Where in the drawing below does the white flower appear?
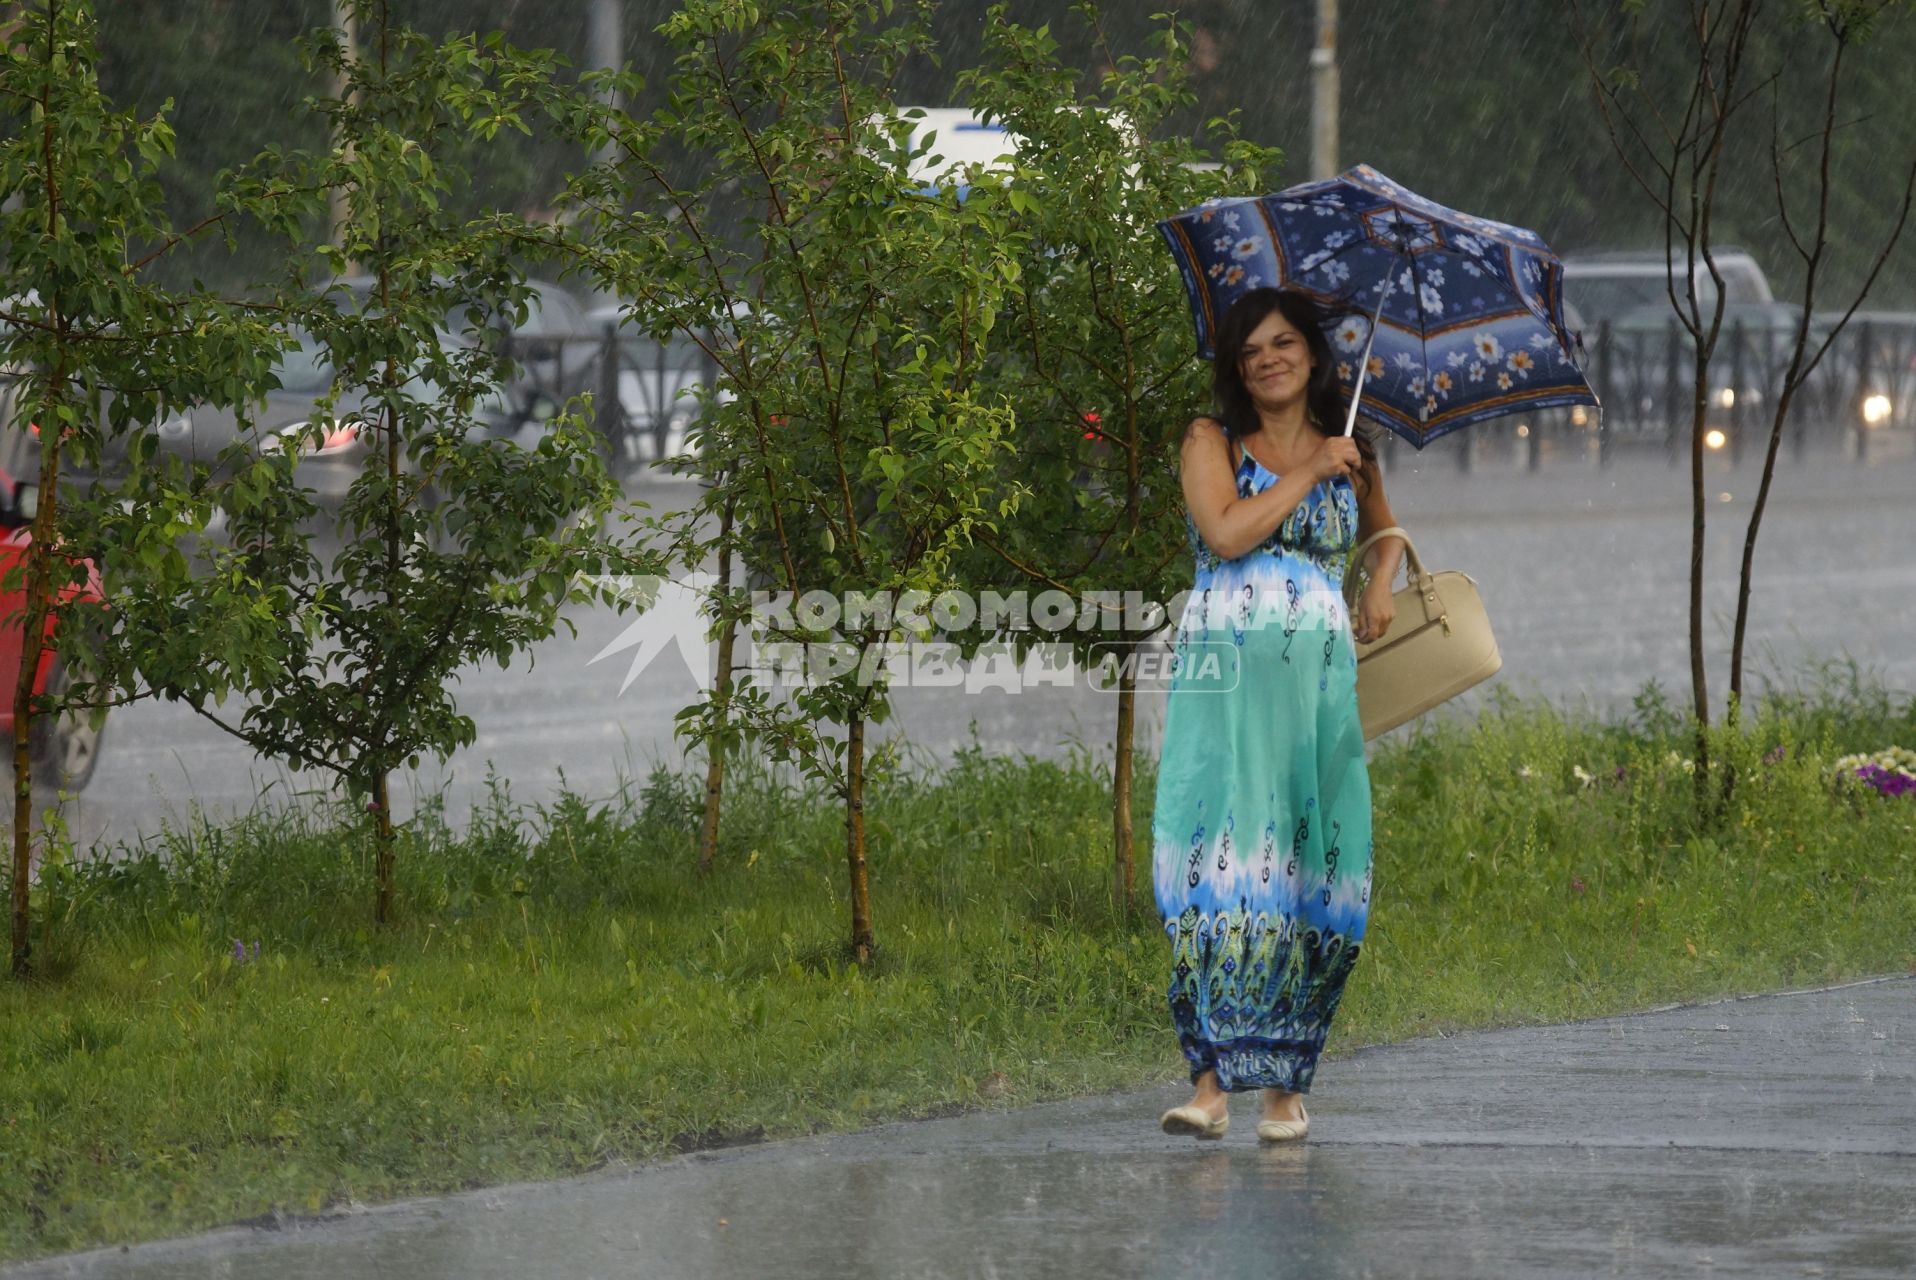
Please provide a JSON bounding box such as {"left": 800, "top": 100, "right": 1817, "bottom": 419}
{"left": 1517, "top": 764, "right": 1537, "bottom": 780}
{"left": 1232, "top": 237, "right": 1262, "bottom": 259}
{"left": 1333, "top": 321, "right": 1366, "bottom": 352}
{"left": 1419, "top": 282, "right": 1444, "bottom": 315}
{"left": 1474, "top": 333, "right": 1502, "bottom": 361}
{"left": 1572, "top": 765, "right": 1595, "bottom": 788}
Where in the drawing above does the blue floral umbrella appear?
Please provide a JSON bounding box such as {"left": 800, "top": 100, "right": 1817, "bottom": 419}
{"left": 1156, "top": 164, "right": 1598, "bottom": 447}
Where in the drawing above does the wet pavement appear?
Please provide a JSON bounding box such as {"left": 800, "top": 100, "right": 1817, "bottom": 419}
{"left": 11, "top": 975, "right": 1912, "bottom": 1279}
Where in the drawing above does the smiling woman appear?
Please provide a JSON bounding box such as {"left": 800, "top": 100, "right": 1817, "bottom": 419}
{"left": 1152, "top": 286, "right": 1404, "bottom": 1146}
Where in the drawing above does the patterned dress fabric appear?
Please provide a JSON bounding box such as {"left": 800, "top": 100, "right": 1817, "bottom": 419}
{"left": 1152, "top": 420, "right": 1373, "bottom": 1093}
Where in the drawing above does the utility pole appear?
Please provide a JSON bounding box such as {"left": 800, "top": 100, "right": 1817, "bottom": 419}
{"left": 329, "top": 0, "right": 358, "bottom": 266}
{"left": 587, "top": 0, "right": 622, "bottom": 169}
{"left": 1310, "top": 0, "right": 1339, "bottom": 180}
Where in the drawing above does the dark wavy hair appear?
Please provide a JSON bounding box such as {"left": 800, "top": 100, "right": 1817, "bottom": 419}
{"left": 1210, "top": 286, "right": 1377, "bottom": 472}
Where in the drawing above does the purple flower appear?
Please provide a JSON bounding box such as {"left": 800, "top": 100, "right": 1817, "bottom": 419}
{"left": 1854, "top": 764, "right": 1916, "bottom": 798}
{"left": 1763, "top": 744, "right": 1786, "bottom": 765}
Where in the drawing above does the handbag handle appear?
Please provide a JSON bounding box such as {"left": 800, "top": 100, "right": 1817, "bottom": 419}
{"left": 1343, "top": 526, "right": 1449, "bottom": 627}
{"left": 1343, "top": 526, "right": 1421, "bottom": 601}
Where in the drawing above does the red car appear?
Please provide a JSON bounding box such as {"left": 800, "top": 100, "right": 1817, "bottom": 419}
{"left": 0, "top": 465, "right": 107, "bottom": 792}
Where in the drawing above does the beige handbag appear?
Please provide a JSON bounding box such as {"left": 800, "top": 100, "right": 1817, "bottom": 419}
{"left": 1341, "top": 525, "right": 1501, "bottom": 741}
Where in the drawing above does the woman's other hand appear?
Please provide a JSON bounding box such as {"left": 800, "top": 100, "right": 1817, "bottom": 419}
{"left": 1306, "top": 434, "right": 1362, "bottom": 484}
{"left": 1352, "top": 580, "right": 1396, "bottom": 645}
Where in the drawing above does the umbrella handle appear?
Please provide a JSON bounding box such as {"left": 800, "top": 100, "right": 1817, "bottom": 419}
{"left": 1342, "top": 279, "right": 1393, "bottom": 439}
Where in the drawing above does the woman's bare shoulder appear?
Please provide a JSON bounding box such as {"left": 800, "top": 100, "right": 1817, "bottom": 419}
{"left": 1181, "top": 414, "right": 1229, "bottom": 448}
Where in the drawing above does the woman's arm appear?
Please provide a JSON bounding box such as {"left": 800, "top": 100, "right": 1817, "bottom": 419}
{"left": 1351, "top": 455, "right": 1405, "bottom": 645}
{"left": 1180, "top": 418, "right": 1357, "bottom": 561}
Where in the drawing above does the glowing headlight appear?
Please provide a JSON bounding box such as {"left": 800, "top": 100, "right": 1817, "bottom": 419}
{"left": 1863, "top": 394, "right": 1893, "bottom": 425}
{"left": 1704, "top": 428, "right": 1727, "bottom": 450}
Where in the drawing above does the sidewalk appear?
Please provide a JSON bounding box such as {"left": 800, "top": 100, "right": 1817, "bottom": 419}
{"left": 11, "top": 976, "right": 1913, "bottom": 1279}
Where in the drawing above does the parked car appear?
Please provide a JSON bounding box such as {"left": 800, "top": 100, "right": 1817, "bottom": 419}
{"left": 1562, "top": 247, "right": 1775, "bottom": 338}
{"left": 1563, "top": 249, "right": 1803, "bottom": 446}
{"left": 0, "top": 466, "right": 107, "bottom": 791}
{"left": 584, "top": 302, "right": 727, "bottom": 476}
{"left": 109, "top": 277, "right": 602, "bottom": 511}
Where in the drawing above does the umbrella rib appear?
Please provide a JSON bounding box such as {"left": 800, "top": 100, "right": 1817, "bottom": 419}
{"left": 1390, "top": 204, "right": 1435, "bottom": 428}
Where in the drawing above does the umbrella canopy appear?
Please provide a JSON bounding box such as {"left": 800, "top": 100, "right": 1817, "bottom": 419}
{"left": 1157, "top": 164, "right": 1598, "bottom": 447}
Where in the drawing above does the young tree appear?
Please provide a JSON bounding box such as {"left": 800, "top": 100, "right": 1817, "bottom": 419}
{"left": 108, "top": 0, "right": 642, "bottom": 924}
{"left": 0, "top": 0, "right": 283, "bottom": 976}
{"left": 1575, "top": 0, "right": 1914, "bottom": 794}
{"left": 1723, "top": 1, "right": 1914, "bottom": 714}
{"left": 954, "top": 3, "right": 1278, "bottom": 909}
{"left": 553, "top": 0, "right": 1022, "bottom": 964}
{"left": 1575, "top": 0, "right": 1758, "bottom": 787}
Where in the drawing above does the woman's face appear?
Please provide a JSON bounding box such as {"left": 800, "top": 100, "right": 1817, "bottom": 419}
{"left": 1237, "top": 309, "right": 1314, "bottom": 413}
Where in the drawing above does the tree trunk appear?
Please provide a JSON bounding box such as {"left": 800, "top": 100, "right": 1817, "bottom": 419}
{"left": 9, "top": 440, "right": 55, "bottom": 979}
{"left": 1729, "top": 389, "right": 1799, "bottom": 718}
{"left": 1112, "top": 644, "right": 1137, "bottom": 912}
{"left": 1688, "top": 363, "right": 1712, "bottom": 798}
{"left": 845, "top": 710, "right": 874, "bottom": 965}
{"left": 697, "top": 488, "right": 738, "bottom": 876}
{"left": 373, "top": 769, "right": 396, "bottom": 924}
{"left": 13, "top": 38, "right": 68, "bottom": 976}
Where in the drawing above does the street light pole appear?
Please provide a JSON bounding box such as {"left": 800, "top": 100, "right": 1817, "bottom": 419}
{"left": 587, "top": 0, "right": 622, "bottom": 168}
{"left": 1310, "top": 0, "right": 1338, "bottom": 180}
{"left": 328, "top": 0, "right": 358, "bottom": 265}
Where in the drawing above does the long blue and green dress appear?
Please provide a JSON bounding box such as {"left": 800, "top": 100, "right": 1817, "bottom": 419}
{"left": 1152, "top": 417, "right": 1374, "bottom": 1094}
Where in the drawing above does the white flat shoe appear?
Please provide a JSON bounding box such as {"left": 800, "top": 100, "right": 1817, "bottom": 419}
{"left": 1160, "top": 1103, "right": 1229, "bottom": 1140}
{"left": 1256, "top": 1103, "right": 1309, "bottom": 1143}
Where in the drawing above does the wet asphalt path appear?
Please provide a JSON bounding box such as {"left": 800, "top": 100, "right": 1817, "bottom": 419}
{"left": 11, "top": 975, "right": 1911, "bottom": 1278}
{"left": 34, "top": 436, "right": 1916, "bottom": 852}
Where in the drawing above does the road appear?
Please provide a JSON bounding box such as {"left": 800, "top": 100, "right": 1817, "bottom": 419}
{"left": 30, "top": 437, "right": 1916, "bottom": 853}
{"left": 11, "top": 975, "right": 1912, "bottom": 1278}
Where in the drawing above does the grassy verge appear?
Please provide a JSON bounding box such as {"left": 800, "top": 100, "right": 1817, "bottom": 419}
{"left": 3, "top": 666, "right": 1915, "bottom": 1261}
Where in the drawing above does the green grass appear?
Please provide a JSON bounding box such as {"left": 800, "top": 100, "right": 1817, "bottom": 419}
{"left": 3, "top": 663, "right": 1915, "bottom": 1262}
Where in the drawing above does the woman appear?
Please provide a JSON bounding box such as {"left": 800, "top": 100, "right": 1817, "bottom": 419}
{"left": 1152, "top": 286, "right": 1404, "bottom": 1142}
